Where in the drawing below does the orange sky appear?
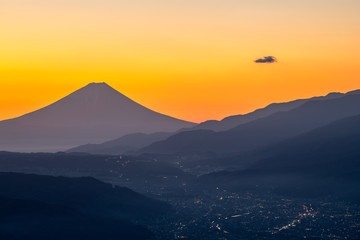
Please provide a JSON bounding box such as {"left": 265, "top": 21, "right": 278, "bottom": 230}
{"left": 1, "top": 0, "right": 359, "bottom": 123}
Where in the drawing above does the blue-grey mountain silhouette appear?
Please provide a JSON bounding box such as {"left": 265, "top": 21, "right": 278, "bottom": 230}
{"left": 185, "top": 90, "right": 357, "bottom": 132}
{"left": 140, "top": 90, "right": 360, "bottom": 155}
{"left": 0, "top": 82, "right": 195, "bottom": 152}
{"left": 67, "top": 131, "right": 173, "bottom": 155}
{"left": 68, "top": 90, "right": 355, "bottom": 155}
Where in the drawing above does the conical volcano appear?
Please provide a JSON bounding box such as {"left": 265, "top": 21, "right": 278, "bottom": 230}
{"left": 0, "top": 82, "right": 195, "bottom": 152}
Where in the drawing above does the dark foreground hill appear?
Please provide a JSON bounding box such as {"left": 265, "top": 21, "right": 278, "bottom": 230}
{"left": 0, "top": 172, "right": 170, "bottom": 218}
{"left": 0, "top": 196, "right": 153, "bottom": 240}
{"left": 0, "top": 172, "right": 171, "bottom": 240}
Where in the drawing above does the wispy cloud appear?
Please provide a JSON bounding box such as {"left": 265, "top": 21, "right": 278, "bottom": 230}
{"left": 254, "top": 56, "right": 277, "bottom": 63}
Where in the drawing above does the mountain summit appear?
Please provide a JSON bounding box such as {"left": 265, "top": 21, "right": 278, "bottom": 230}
{"left": 0, "top": 82, "right": 195, "bottom": 152}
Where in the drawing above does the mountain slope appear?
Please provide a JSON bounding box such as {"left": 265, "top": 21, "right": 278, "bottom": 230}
{"left": 199, "top": 113, "right": 360, "bottom": 199}
{"left": 141, "top": 91, "right": 360, "bottom": 155}
{"left": 0, "top": 82, "right": 194, "bottom": 152}
{"left": 248, "top": 113, "right": 360, "bottom": 174}
{"left": 185, "top": 90, "right": 357, "bottom": 132}
{"left": 69, "top": 90, "right": 358, "bottom": 156}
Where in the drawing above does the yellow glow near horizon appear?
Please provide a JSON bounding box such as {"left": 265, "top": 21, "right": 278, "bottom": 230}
{"left": 1, "top": 0, "right": 359, "bottom": 122}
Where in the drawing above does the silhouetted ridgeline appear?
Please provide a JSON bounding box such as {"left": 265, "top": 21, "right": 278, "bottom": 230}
{"left": 68, "top": 132, "right": 173, "bottom": 155}
{"left": 184, "top": 90, "right": 354, "bottom": 132}
{"left": 64, "top": 89, "right": 360, "bottom": 156}
{"left": 140, "top": 91, "right": 360, "bottom": 155}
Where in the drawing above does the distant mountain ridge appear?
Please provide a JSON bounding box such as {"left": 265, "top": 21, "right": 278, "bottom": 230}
{"left": 140, "top": 90, "right": 360, "bottom": 155}
{"left": 0, "top": 82, "right": 195, "bottom": 152}
{"left": 185, "top": 90, "right": 360, "bottom": 132}
{"left": 67, "top": 88, "right": 360, "bottom": 156}
{"left": 67, "top": 132, "right": 173, "bottom": 155}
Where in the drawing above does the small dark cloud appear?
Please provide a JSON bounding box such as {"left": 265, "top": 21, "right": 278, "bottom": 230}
{"left": 254, "top": 56, "right": 277, "bottom": 63}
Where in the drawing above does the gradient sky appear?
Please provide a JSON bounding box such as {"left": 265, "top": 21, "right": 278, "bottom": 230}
{"left": 1, "top": 0, "right": 359, "bottom": 123}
